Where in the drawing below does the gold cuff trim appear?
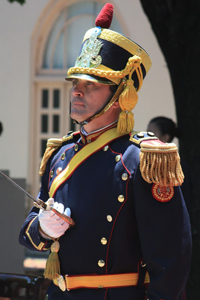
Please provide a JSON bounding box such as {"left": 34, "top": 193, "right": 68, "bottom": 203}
{"left": 26, "top": 217, "right": 49, "bottom": 251}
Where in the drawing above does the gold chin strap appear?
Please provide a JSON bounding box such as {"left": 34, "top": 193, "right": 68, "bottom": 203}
{"left": 90, "top": 79, "right": 125, "bottom": 121}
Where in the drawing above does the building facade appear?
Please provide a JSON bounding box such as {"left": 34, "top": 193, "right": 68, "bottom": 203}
{"left": 0, "top": 0, "right": 175, "bottom": 274}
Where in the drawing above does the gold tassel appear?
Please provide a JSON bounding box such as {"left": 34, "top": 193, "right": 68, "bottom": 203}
{"left": 127, "top": 111, "right": 134, "bottom": 133}
{"left": 118, "top": 79, "right": 138, "bottom": 112}
{"left": 139, "top": 141, "right": 184, "bottom": 187}
{"left": 117, "top": 111, "right": 127, "bottom": 133}
{"left": 44, "top": 240, "right": 61, "bottom": 280}
{"left": 117, "top": 78, "right": 138, "bottom": 133}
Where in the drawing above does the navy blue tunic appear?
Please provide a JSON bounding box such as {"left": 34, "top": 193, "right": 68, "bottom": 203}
{"left": 19, "top": 131, "right": 192, "bottom": 300}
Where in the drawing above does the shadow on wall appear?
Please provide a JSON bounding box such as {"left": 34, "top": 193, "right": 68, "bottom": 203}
{"left": 0, "top": 122, "right": 3, "bottom": 136}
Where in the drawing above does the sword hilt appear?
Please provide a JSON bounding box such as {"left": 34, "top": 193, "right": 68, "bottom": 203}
{"left": 34, "top": 198, "right": 76, "bottom": 227}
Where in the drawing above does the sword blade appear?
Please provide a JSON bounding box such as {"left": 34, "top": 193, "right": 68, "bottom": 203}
{"left": 0, "top": 170, "right": 36, "bottom": 202}
{"left": 0, "top": 170, "right": 75, "bottom": 226}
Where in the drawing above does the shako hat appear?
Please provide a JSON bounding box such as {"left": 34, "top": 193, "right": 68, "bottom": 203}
{"left": 66, "top": 3, "right": 152, "bottom": 133}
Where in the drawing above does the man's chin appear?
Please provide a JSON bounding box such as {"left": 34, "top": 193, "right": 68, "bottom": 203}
{"left": 70, "top": 113, "right": 88, "bottom": 124}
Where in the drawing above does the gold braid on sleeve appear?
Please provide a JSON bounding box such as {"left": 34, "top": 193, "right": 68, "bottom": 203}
{"left": 139, "top": 141, "right": 184, "bottom": 187}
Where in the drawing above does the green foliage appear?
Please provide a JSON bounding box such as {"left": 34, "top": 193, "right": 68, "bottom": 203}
{"left": 7, "top": 0, "right": 26, "bottom": 4}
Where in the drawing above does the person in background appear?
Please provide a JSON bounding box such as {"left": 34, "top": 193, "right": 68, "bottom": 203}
{"left": 19, "top": 4, "right": 192, "bottom": 300}
{"left": 147, "top": 116, "right": 178, "bottom": 143}
{"left": 147, "top": 116, "right": 194, "bottom": 213}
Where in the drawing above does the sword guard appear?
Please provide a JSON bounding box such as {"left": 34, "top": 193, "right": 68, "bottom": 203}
{"left": 33, "top": 198, "right": 47, "bottom": 210}
{"left": 34, "top": 198, "right": 76, "bottom": 227}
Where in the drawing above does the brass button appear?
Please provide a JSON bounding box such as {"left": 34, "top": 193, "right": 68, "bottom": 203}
{"left": 56, "top": 167, "right": 62, "bottom": 175}
{"left": 98, "top": 259, "right": 105, "bottom": 267}
{"left": 74, "top": 144, "right": 78, "bottom": 151}
{"left": 107, "top": 215, "right": 112, "bottom": 222}
{"left": 50, "top": 170, "right": 54, "bottom": 178}
{"left": 147, "top": 131, "right": 155, "bottom": 137}
{"left": 103, "top": 145, "right": 109, "bottom": 151}
{"left": 140, "top": 261, "right": 146, "bottom": 267}
{"left": 137, "top": 132, "right": 144, "bottom": 138}
{"left": 118, "top": 195, "right": 125, "bottom": 202}
{"left": 121, "top": 173, "right": 128, "bottom": 181}
{"left": 115, "top": 155, "right": 121, "bottom": 162}
{"left": 61, "top": 153, "right": 65, "bottom": 160}
{"left": 101, "top": 237, "right": 107, "bottom": 245}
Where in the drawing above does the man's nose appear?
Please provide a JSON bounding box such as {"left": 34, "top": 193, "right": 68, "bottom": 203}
{"left": 72, "top": 85, "right": 84, "bottom": 97}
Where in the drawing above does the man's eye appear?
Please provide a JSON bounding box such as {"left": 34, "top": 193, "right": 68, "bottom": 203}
{"left": 72, "top": 80, "right": 78, "bottom": 86}
{"left": 86, "top": 81, "right": 94, "bottom": 86}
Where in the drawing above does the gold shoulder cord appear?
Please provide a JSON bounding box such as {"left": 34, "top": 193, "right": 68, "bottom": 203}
{"left": 39, "top": 138, "right": 63, "bottom": 176}
{"left": 39, "top": 133, "right": 75, "bottom": 176}
{"left": 139, "top": 142, "right": 184, "bottom": 187}
{"left": 129, "top": 133, "right": 184, "bottom": 187}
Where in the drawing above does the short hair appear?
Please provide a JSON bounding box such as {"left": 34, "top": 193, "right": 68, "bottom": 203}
{"left": 148, "top": 116, "right": 179, "bottom": 142}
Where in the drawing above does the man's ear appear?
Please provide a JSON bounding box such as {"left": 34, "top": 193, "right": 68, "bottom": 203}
{"left": 112, "top": 101, "right": 120, "bottom": 108}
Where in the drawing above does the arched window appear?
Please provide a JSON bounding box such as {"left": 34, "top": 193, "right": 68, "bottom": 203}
{"left": 42, "top": 2, "right": 123, "bottom": 70}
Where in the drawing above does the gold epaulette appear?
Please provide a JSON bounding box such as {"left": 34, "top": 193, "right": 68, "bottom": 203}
{"left": 130, "top": 132, "right": 184, "bottom": 187}
{"left": 39, "top": 132, "right": 74, "bottom": 176}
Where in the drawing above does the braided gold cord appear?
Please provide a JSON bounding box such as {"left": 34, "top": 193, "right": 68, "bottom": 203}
{"left": 68, "top": 56, "right": 143, "bottom": 90}
{"left": 135, "top": 67, "right": 143, "bottom": 92}
{"left": 139, "top": 151, "right": 184, "bottom": 187}
{"left": 39, "top": 138, "right": 63, "bottom": 176}
{"left": 39, "top": 147, "right": 59, "bottom": 176}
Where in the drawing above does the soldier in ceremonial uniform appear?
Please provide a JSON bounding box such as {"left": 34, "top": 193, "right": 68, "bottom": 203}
{"left": 19, "top": 3, "right": 192, "bottom": 300}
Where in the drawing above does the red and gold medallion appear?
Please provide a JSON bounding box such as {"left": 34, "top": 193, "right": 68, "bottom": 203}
{"left": 152, "top": 184, "right": 174, "bottom": 202}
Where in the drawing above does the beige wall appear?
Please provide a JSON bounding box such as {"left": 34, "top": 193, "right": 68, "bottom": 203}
{"left": 0, "top": 0, "right": 175, "bottom": 181}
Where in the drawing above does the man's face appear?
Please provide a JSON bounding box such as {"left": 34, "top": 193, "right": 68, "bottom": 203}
{"left": 70, "top": 79, "right": 113, "bottom": 123}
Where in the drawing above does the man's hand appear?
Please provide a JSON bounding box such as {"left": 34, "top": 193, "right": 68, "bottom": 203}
{"left": 38, "top": 198, "right": 71, "bottom": 239}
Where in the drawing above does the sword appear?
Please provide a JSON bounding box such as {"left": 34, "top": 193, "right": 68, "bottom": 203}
{"left": 0, "top": 170, "right": 75, "bottom": 227}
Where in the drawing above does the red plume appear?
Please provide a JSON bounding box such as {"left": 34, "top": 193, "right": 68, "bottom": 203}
{"left": 95, "top": 3, "right": 113, "bottom": 29}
